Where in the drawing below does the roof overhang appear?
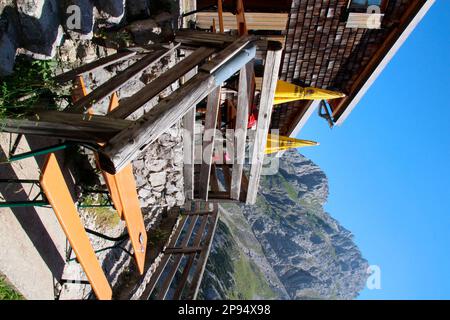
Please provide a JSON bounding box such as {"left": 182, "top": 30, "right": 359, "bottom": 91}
{"left": 333, "top": 0, "right": 435, "bottom": 126}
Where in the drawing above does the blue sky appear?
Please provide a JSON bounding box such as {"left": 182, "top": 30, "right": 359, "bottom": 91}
{"left": 296, "top": 1, "right": 450, "bottom": 299}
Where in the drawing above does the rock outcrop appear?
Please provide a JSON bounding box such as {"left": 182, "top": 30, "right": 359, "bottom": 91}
{"left": 201, "top": 150, "right": 369, "bottom": 300}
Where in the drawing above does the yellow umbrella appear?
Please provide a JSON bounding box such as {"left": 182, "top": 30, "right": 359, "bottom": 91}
{"left": 265, "top": 134, "right": 319, "bottom": 154}
{"left": 274, "top": 80, "right": 345, "bottom": 105}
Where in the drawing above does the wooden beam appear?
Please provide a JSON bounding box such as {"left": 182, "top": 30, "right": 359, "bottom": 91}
{"left": 109, "top": 46, "right": 215, "bottom": 119}
{"left": 172, "top": 209, "right": 214, "bottom": 300}
{"left": 246, "top": 41, "right": 283, "bottom": 205}
{"left": 181, "top": 62, "right": 199, "bottom": 202}
{"left": 175, "top": 30, "right": 237, "bottom": 47}
{"left": 200, "top": 35, "right": 256, "bottom": 74}
{"left": 99, "top": 38, "right": 256, "bottom": 174}
{"left": 99, "top": 72, "right": 215, "bottom": 174}
{"left": 230, "top": 65, "right": 249, "bottom": 200}
{"left": 164, "top": 247, "right": 203, "bottom": 254}
{"left": 198, "top": 87, "right": 221, "bottom": 200}
{"left": 69, "top": 48, "right": 176, "bottom": 113}
{"left": 54, "top": 51, "right": 137, "bottom": 84}
{"left": 217, "top": 0, "right": 225, "bottom": 33}
{"left": 0, "top": 111, "right": 130, "bottom": 143}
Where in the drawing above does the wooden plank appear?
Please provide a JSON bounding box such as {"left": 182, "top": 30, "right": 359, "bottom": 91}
{"left": 200, "top": 35, "right": 256, "bottom": 74}
{"left": 70, "top": 48, "right": 174, "bottom": 113}
{"left": 40, "top": 154, "right": 112, "bottom": 300}
{"left": 0, "top": 112, "right": 130, "bottom": 143}
{"left": 109, "top": 46, "right": 215, "bottom": 119}
{"left": 246, "top": 41, "right": 283, "bottom": 205}
{"left": 185, "top": 206, "right": 219, "bottom": 300}
{"left": 99, "top": 37, "right": 256, "bottom": 174}
{"left": 98, "top": 72, "right": 215, "bottom": 174}
{"left": 196, "top": 12, "right": 289, "bottom": 31}
{"left": 175, "top": 30, "right": 237, "bottom": 47}
{"left": 164, "top": 247, "right": 202, "bottom": 254}
{"left": 144, "top": 214, "right": 187, "bottom": 298}
{"left": 181, "top": 63, "right": 199, "bottom": 202}
{"left": 198, "top": 86, "right": 221, "bottom": 200}
{"left": 54, "top": 51, "right": 137, "bottom": 84}
{"left": 230, "top": 65, "right": 249, "bottom": 200}
{"left": 114, "top": 165, "right": 147, "bottom": 274}
{"left": 156, "top": 215, "right": 199, "bottom": 300}
{"left": 171, "top": 212, "right": 210, "bottom": 300}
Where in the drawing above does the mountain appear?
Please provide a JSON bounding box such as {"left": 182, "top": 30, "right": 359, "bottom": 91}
{"left": 199, "top": 150, "right": 369, "bottom": 300}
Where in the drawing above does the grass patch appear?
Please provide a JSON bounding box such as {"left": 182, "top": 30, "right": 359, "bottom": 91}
{"left": 0, "top": 56, "right": 68, "bottom": 119}
{"left": 0, "top": 275, "right": 24, "bottom": 300}
{"left": 80, "top": 195, "right": 120, "bottom": 228}
{"left": 227, "top": 252, "right": 277, "bottom": 300}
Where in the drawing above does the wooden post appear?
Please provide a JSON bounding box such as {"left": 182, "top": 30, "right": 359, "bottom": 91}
{"left": 181, "top": 60, "right": 199, "bottom": 201}
{"left": 218, "top": 0, "right": 225, "bottom": 33}
{"left": 198, "top": 87, "right": 221, "bottom": 200}
{"left": 246, "top": 41, "right": 283, "bottom": 205}
{"left": 230, "top": 65, "right": 249, "bottom": 200}
{"left": 98, "top": 37, "right": 256, "bottom": 174}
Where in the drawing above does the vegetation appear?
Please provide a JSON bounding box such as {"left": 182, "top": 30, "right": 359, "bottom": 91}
{"left": 79, "top": 194, "right": 120, "bottom": 228}
{"left": 227, "top": 252, "right": 277, "bottom": 300}
{"left": 0, "top": 275, "right": 24, "bottom": 300}
{"left": 0, "top": 56, "right": 68, "bottom": 119}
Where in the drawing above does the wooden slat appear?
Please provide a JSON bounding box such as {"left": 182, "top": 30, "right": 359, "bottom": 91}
{"left": 40, "top": 154, "right": 112, "bottom": 300}
{"left": 246, "top": 41, "right": 283, "bottom": 205}
{"left": 99, "top": 72, "right": 215, "bottom": 174}
{"left": 144, "top": 214, "right": 188, "bottom": 297}
{"left": 196, "top": 12, "right": 289, "bottom": 31}
{"left": 198, "top": 87, "right": 221, "bottom": 200}
{"left": 175, "top": 30, "right": 237, "bottom": 47}
{"left": 230, "top": 65, "right": 249, "bottom": 200}
{"left": 70, "top": 48, "right": 174, "bottom": 113}
{"left": 0, "top": 112, "right": 131, "bottom": 143}
{"left": 171, "top": 212, "right": 210, "bottom": 300}
{"left": 54, "top": 51, "right": 137, "bottom": 84}
{"left": 109, "top": 46, "right": 215, "bottom": 119}
{"left": 185, "top": 207, "right": 219, "bottom": 300}
{"left": 99, "top": 37, "right": 256, "bottom": 174}
{"left": 181, "top": 63, "right": 199, "bottom": 201}
{"left": 156, "top": 215, "right": 199, "bottom": 300}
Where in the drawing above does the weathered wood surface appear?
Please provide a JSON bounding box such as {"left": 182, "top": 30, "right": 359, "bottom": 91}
{"left": 185, "top": 207, "right": 219, "bottom": 300}
{"left": 99, "top": 37, "right": 256, "bottom": 174}
{"left": 200, "top": 35, "right": 256, "bottom": 74}
{"left": 198, "top": 87, "right": 221, "bottom": 200}
{"left": 143, "top": 214, "right": 188, "bottom": 298}
{"left": 109, "top": 47, "right": 215, "bottom": 119}
{"left": 246, "top": 41, "right": 283, "bottom": 205}
{"left": 175, "top": 30, "right": 237, "bottom": 47}
{"left": 69, "top": 48, "right": 175, "bottom": 113}
{"left": 54, "top": 51, "right": 137, "bottom": 84}
{"left": 196, "top": 12, "right": 289, "bottom": 31}
{"left": 98, "top": 72, "right": 216, "bottom": 174}
{"left": 0, "top": 111, "right": 130, "bottom": 143}
{"left": 181, "top": 61, "right": 199, "bottom": 201}
{"left": 156, "top": 215, "right": 200, "bottom": 300}
{"left": 230, "top": 64, "right": 250, "bottom": 200}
